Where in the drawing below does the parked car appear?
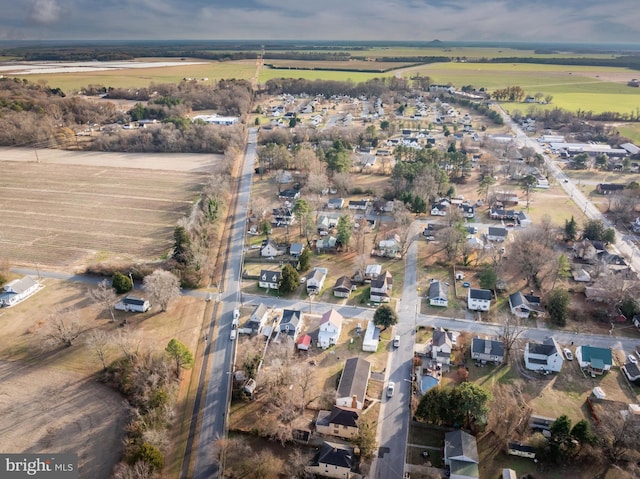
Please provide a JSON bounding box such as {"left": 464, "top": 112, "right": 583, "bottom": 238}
{"left": 628, "top": 354, "right": 638, "bottom": 364}
{"left": 393, "top": 336, "right": 400, "bottom": 348}
{"left": 563, "top": 348, "right": 573, "bottom": 361}
{"left": 462, "top": 281, "right": 471, "bottom": 288}
{"left": 387, "top": 382, "right": 395, "bottom": 398}
{"left": 230, "top": 329, "right": 237, "bottom": 341}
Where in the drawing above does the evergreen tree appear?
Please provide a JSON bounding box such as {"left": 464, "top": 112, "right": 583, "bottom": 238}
{"left": 280, "top": 264, "right": 300, "bottom": 294}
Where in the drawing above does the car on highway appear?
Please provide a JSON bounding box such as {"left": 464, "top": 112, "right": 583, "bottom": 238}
{"left": 387, "top": 382, "right": 395, "bottom": 398}
{"left": 563, "top": 348, "right": 573, "bottom": 361}
{"left": 628, "top": 354, "right": 638, "bottom": 364}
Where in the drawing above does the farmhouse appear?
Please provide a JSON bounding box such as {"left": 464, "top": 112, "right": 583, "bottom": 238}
{"left": 258, "top": 269, "right": 281, "bottom": 290}
{"left": 279, "top": 309, "right": 302, "bottom": 339}
{"left": 306, "top": 441, "right": 353, "bottom": 479}
{"left": 261, "top": 238, "right": 285, "bottom": 257}
{"left": 576, "top": 345, "right": 612, "bottom": 375}
{"left": 0, "top": 276, "right": 41, "bottom": 308}
{"left": 508, "top": 292, "right": 543, "bottom": 318}
{"left": 333, "top": 276, "right": 355, "bottom": 298}
{"left": 248, "top": 303, "right": 270, "bottom": 333}
{"left": 318, "top": 309, "right": 344, "bottom": 349}
{"left": 307, "top": 268, "right": 328, "bottom": 294}
{"left": 114, "top": 296, "right": 150, "bottom": 313}
{"left": 471, "top": 336, "right": 504, "bottom": 364}
{"left": 486, "top": 227, "right": 508, "bottom": 242}
{"left": 467, "top": 288, "right": 492, "bottom": 311}
{"left": 431, "top": 327, "right": 454, "bottom": 364}
{"left": 370, "top": 270, "right": 393, "bottom": 303}
{"left": 315, "top": 406, "right": 360, "bottom": 439}
{"left": 524, "top": 337, "right": 564, "bottom": 372}
{"left": 444, "top": 430, "right": 479, "bottom": 479}
{"left": 336, "top": 357, "right": 371, "bottom": 410}
{"left": 428, "top": 281, "right": 449, "bottom": 307}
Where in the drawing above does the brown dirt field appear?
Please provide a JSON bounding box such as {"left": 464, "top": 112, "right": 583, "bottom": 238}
{"left": 0, "top": 361, "right": 127, "bottom": 479}
{"left": 0, "top": 278, "right": 207, "bottom": 478}
{"left": 0, "top": 149, "right": 222, "bottom": 270}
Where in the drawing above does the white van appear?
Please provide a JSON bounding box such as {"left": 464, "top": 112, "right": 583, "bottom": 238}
{"left": 230, "top": 329, "right": 237, "bottom": 341}
{"left": 393, "top": 336, "right": 400, "bottom": 348}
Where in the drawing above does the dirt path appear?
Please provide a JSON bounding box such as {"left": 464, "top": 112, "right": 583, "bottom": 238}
{"left": 0, "top": 360, "right": 127, "bottom": 479}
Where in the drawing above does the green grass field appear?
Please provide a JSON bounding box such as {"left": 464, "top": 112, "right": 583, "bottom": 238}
{"left": 618, "top": 124, "right": 640, "bottom": 143}
{"left": 263, "top": 59, "right": 414, "bottom": 72}
{"left": 259, "top": 67, "right": 385, "bottom": 83}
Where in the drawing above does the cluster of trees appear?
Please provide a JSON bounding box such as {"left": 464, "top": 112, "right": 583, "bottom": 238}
{"left": 102, "top": 336, "right": 193, "bottom": 478}
{"left": 443, "top": 94, "right": 504, "bottom": 125}
{"left": 415, "top": 382, "right": 492, "bottom": 431}
{"left": 263, "top": 76, "right": 419, "bottom": 99}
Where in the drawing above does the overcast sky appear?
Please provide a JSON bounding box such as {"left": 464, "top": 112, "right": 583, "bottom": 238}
{"left": 1, "top": 0, "right": 638, "bottom": 44}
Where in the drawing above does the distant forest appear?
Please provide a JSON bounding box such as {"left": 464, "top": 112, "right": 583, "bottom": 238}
{"left": 1, "top": 41, "right": 639, "bottom": 70}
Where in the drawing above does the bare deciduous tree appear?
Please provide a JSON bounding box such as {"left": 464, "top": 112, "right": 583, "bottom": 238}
{"left": 112, "top": 461, "right": 156, "bottom": 479}
{"left": 143, "top": 269, "right": 181, "bottom": 312}
{"left": 43, "top": 308, "right": 81, "bottom": 348}
{"left": 89, "top": 279, "right": 117, "bottom": 322}
{"left": 114, "top": 330, "right": 142, "bottom": 360}
{"left": 86, "top": 328, "right": 111, "bottom": 370}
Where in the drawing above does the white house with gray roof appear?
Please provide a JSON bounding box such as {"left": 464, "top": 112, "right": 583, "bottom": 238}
{"left": 336, "top": 357, "right": 371, "bottom": 410}
{"left": 444, "top": 430, "right": 479, "bottom": 479}
{"left": 0, "top": 276, "right": 41, "bottom": 307}
{"left": 471, "top": 336, "right": 504, "bottom": 364}
{"left": 429, "top": 280, "right": 449, "bottom": 307}
{"left": 525, "top": 337, "right": 564, "bottom": 372}
{"left": 468, "top": 288, "right": 492, "bottom": 311}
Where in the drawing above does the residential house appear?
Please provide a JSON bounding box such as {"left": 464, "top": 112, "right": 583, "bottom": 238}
{"left": 471, "top": 336, "right": 504, "bottom": 364}
{"left": 279, "top": 309, "right": 302, "bottom": 339}
{"left": 258, "top": 269, "right": 281, "bottom": 290}
{"left": 467, "top": 288, "right": 492, "bottom": 311}
{"left": 248, "top": 303, "right": 270, "bottom": 333}
{"left": 486, "top": 227, "right": 508, "bottom": 242}
{"left": 0, "top": 276, "right": 40, "bottom": 307}
{"left": 515, "top": 211, "right": 532, "bottom": 228}
{"left": 364, "top": 264, "right": 382, "bottom": 282}
{"left": 596, "top": 183, "right": 625, "bottom": 195}
{"left": 316, "top": 236, "right": 338, "bottom": 252}
{"left": 289, "top": 242, "right": 304, "bottom": 258}
{"left": 431, "top": 327, "right": 454, "bottom": 364}
{"left": 429, "top": 281, "right": 449, "bottom": 307}
{"left": 378, "top": 235, "right": 401, "bottom": 257}
{"left": 297, "top": 334, "right": 312, "bottom": 351}
{"left": 336, "top": 357, "right": 371, "bottom": 410}
{"left": 261, "top": 238, "right": 285, "bottom": 257}
{"left": 576, "top": 345, "right": 613, "bottom": 375}
{"left": 307, "top": 267, "right": 328, "bottom": 294}
{"left": 278, "top": 188, "right": 300, "bottom": 201}
{"left": 318, "top": 309, "right": 344, "bottom": 348}
{"left": 333, "top": 276, "right": 355, "bottom": 298}
{"left": 315, "top": 406, "right": 359, "bottom": 439}
{"left": 362, "top": 320, "right": 381, "bottom": 352}
{"left": 348, "top": 200, "right": 369, "bottom": 211}
{"left": 431, "top": 204, "right": 448, "bottom": 216}
{"left": 508, "top": 291, "right": 543, "bottom": 318}
{"left": 370, "top": 270, "right": 393, "bottom": 303}
{"left": 272, "top": 207, "right": 295, "bottom": 226}
{"left": 327, "top": 198, "right": 345, "bottom": 210}
{"left": 460, "top": 205, "right": 475, "bottom": 218}
{"left": 573, "top": 239, "right": 605, "bottom": 263}
{"left": 114, "top": 296, "right": 151, "bottom": 313}
{"left": 489, "top": 208, "right": 517, "bottom": 220}
{"left": 317, "top": 214, "right": 334, "bottom": 233}
{"left": 524, "top": 337, "right": 564, "bottom": 372}
{"left": 444, "top": 430, "right": 479, "bottom": 479}
{"left": 306, "top": 441, "right": 353, "bottom": 479}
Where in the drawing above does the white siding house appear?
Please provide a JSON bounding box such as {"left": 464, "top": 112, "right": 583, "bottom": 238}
{"left": 429, "top": 281, "right": 449, "bottom": 307}
{"left": 468, "top": 288, "right": 492, "bottom": 311}
{"left": 370, "top": 270, "right": 393, "bottom": 303}
{"left": 307, "top": 268, "right": 328, "bottom": 294}
{"left": 258, "top": 269, "right": 281, "bottom": 290}
{"left": 0, "top": 276, "right": 41, "bottom": 307}
{"left": 524, "top": 337, "right": 564, "bottom": 372}
{"left": 114, "top": 296, "right": 151, "bottom": 313}
{"left": 362, "top": 320, "right": 381, "bottom": 352}
{"left": 318, "top": 309, "right": 344, "bottom": 349}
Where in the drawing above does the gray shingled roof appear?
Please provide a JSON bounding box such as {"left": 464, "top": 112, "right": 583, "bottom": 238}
{"left": 337, "top": 357, "right": 371, "bottom": 403}
{"left": 328, "top": 406, "right": 359, "bottom": 428}
{"left": 445, "top": 429, "right": 479, "bottom": 463}
{"left": 528, "top": 337, "right": 559, "bottom": 357}
{"left": 312, "top": 441, "right": 353, "bottom": 469}
{"left": 429, "top": 281, "right": 448, "bottom": 300}
{"left": 469, "top": 288, "right": 492, "bottom": 300}
{"left": 471, "top": 337, "right": 504, "bottom": 357}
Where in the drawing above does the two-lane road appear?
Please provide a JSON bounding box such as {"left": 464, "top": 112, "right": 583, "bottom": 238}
{"left": 191, "top": 128, "right": 258, "bottom": 479}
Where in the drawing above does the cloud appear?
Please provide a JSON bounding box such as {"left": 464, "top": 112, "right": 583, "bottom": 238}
{"left": 0, "top": 0, "right": 636, "bottom": 43}
{"left": 27, "top": 0, "right": 62, "bottom": 25}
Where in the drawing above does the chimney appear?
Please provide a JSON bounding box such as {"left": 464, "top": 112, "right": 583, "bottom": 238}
{"left": 351, "top": 395, "right": 358, "bottom": 409}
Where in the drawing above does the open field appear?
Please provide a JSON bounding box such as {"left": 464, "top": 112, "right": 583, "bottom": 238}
{"left": 260, "top": 67, "right": 385, "bottom": 84}
{"left": 0, "top": 276, "right": 207, "bottom": 479}
{"left": 264, "top": 59, "right": 415, "bottom": 72}
{"left": 0, "top": 148, "right": 219, "bottom": 269}
{"left": 617, "top": 123, "right": 640, "bottom": 143}
{"left": 9, "top": 59, "right": 257, "bottom": 93}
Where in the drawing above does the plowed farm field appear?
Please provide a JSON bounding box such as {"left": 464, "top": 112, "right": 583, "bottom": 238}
{"left": 0, "top": 148, "right": 220, "bottom": 269}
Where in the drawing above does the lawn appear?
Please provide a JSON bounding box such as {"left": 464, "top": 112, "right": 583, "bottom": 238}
{"left": 617, "top": 123, "right": 640, "bottom": 143}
